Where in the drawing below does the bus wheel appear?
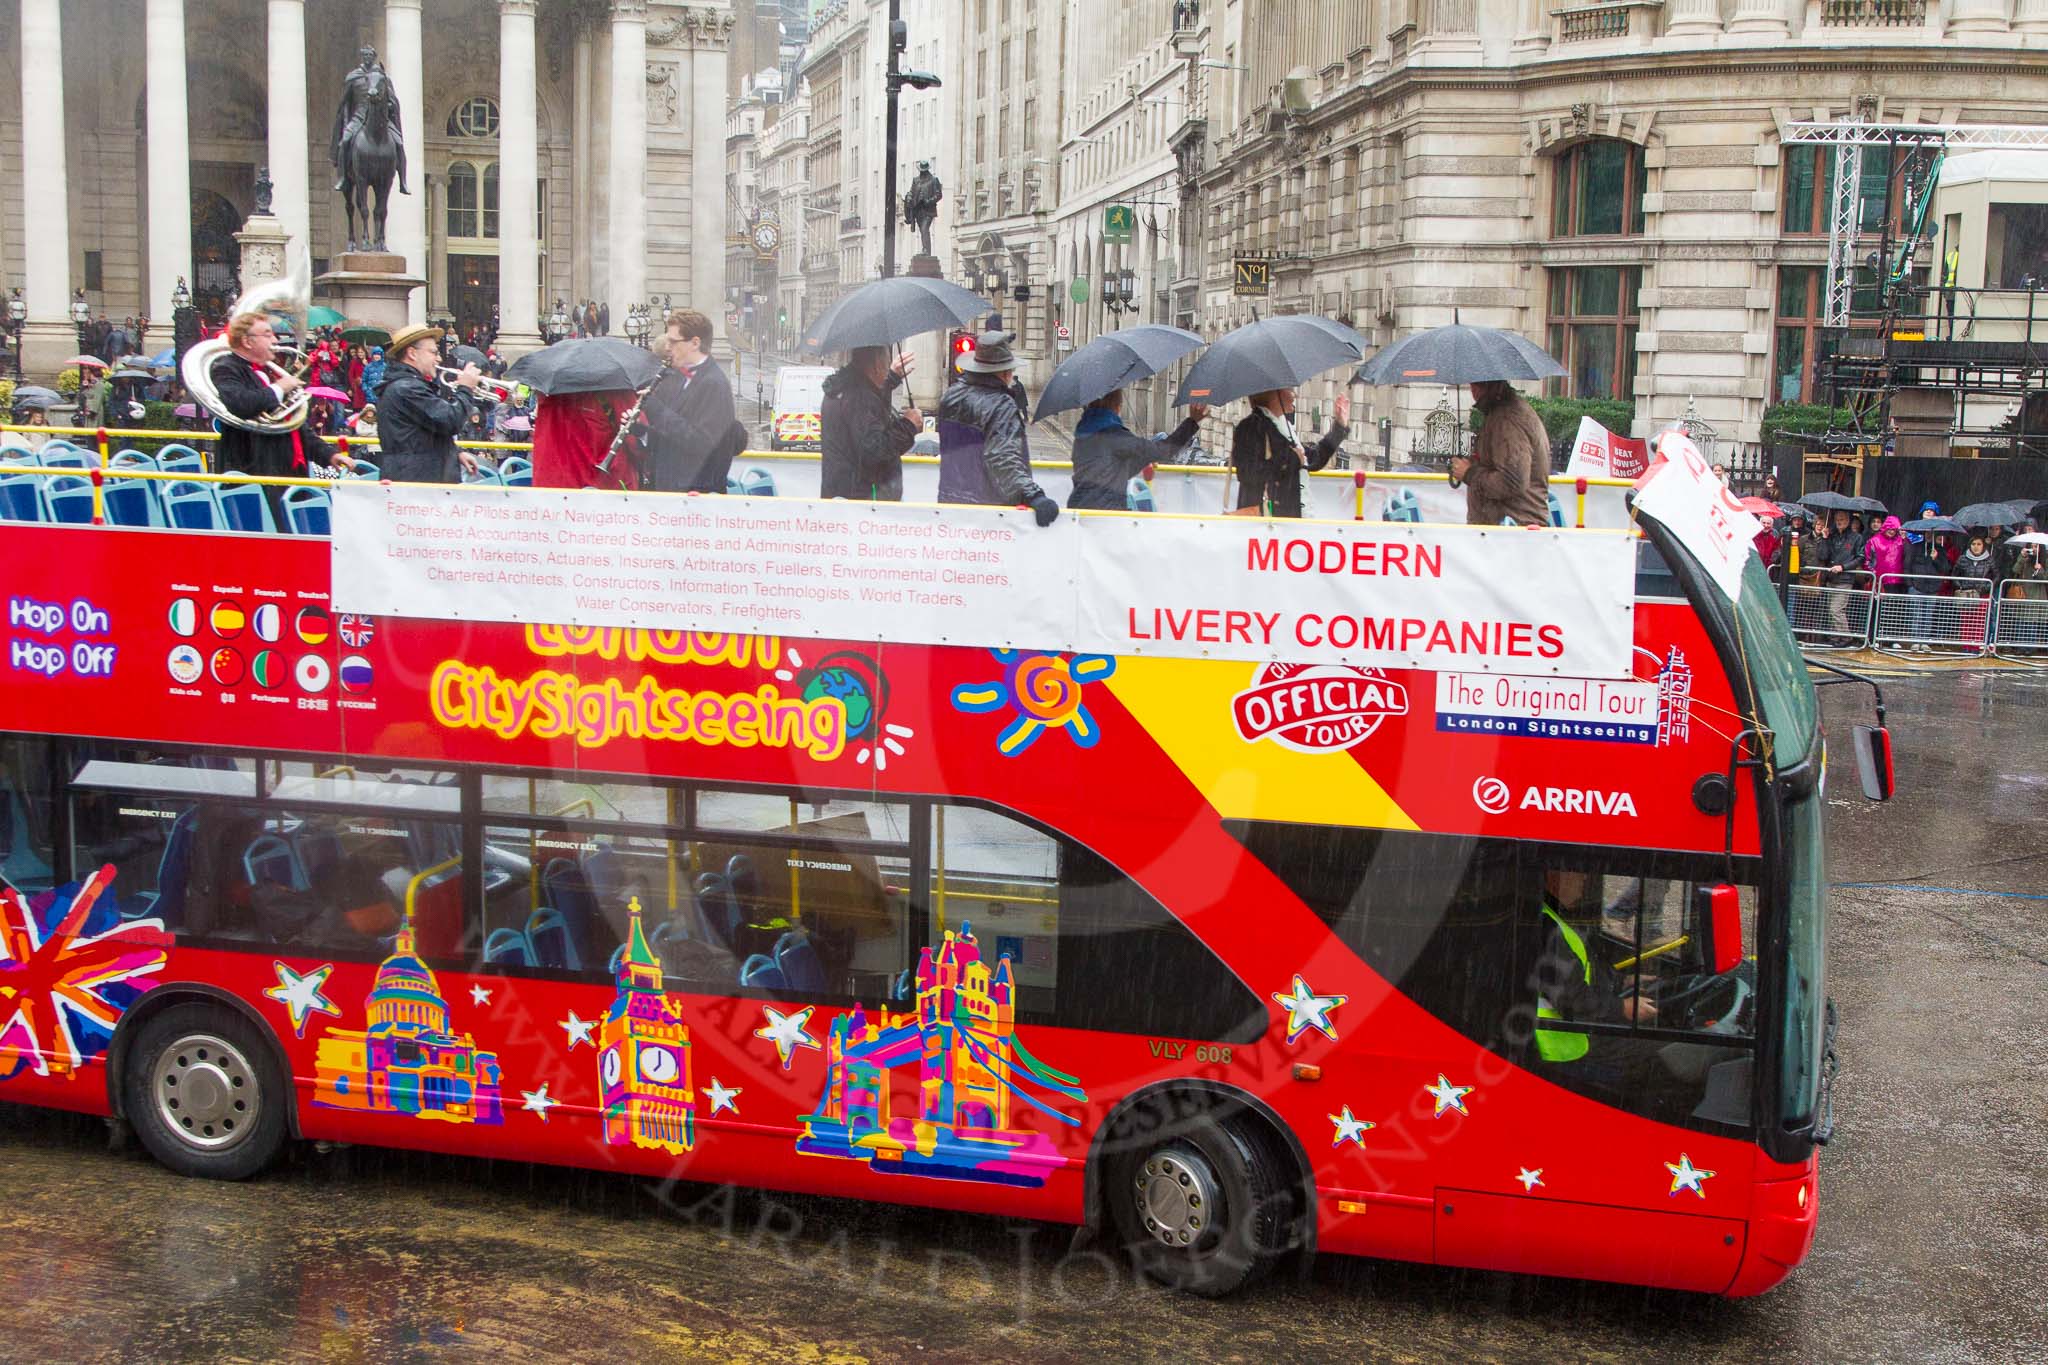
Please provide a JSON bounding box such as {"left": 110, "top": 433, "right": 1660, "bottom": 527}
{"left": 123, "top": 1004, "right": 286, "bottom": 1181}
{"left": 1106, "top": 1101, "right": 1293, "bottom": 1297}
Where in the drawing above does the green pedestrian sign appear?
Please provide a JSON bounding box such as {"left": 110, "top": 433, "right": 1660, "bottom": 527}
{"left": 1104, "top": 204, "right": 1135, "bottom": 244}
{"left": 1070, "top": 277, "right": 1090, "bottom": 303}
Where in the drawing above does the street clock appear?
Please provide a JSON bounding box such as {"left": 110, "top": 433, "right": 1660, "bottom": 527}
{"left": 751, "top": 221, "right": 781, "bottom": 257}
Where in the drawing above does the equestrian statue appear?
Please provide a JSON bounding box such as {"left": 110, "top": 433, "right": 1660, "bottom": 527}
{"left": 330, "top": 45, "right": 410, "bottom": 253}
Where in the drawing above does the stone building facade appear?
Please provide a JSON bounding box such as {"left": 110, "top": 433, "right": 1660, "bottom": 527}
{"left": 1163, "top": 0, "right": 2048, "bottom": 457}
{"left": 0, "top": 0, "right": 732, "bottom": 373}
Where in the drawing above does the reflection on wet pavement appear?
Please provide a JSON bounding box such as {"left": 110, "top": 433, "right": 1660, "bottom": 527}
{"left": 2, "top": 670, "right": 2044, "bottom": 1363}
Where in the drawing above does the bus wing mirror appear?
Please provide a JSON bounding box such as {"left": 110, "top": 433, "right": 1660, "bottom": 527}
{"left": 1851, "top": 724, "right": 1895, "bottom": 802}
{"left": 1695, "top": 883, "right": 1742, "bottom": 976}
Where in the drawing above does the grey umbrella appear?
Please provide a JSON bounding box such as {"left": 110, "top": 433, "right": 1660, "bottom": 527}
{"left": 1953, "top": 500, "right": 2029, "bottom": 528}
{"left": 1354, "top": 323, "right": 1566, "bottom": 387}
{"left": 1799, "top": 490, "right": 1863, "bottom": 513}
{"left": 799, "top": 276, "right": 990, "bottom": 354}
{"left": 11, "top": 386, "right": 62, "bottom": 409}
{"left": 505, "top": 336, "right": 665, "bottom": 396}
{"left": 1902, "top": 517, "right": 1965, "bottom": 534}
{"left": 1034, "top": 325, "right": 1204, "bottom": 422}
{"left": 1173, "top": 315, "right": 1368, "bottom": 407}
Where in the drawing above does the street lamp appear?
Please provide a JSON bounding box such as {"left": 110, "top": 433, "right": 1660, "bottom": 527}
{"left": 624, "top": 304, "right": 649, "bottom": 347}
{"left": 170, "top": 275, "right": 197, "bottom": 370}
{"left": 547, "top": 299, "right": 569, "bottom": 343}
{"left": 7, "top": 287, "right": 26, "bottom": 383}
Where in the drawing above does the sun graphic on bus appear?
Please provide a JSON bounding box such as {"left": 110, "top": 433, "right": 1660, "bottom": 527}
{"left": 950, "top": 649, "right": 1116, "bottom": 756}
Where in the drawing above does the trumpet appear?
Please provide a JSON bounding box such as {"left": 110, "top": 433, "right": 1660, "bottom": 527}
{"left": 438, "top": 366, "right": 519, "bottom": 401}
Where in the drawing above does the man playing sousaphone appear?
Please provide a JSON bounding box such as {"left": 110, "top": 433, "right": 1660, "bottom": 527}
{"left": 212, "top": 312, "right": 330, "bottom": 528}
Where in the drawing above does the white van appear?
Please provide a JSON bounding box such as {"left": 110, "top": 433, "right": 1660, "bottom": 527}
{"left": 770, "top": 366, "right": 833, "bottom": 450}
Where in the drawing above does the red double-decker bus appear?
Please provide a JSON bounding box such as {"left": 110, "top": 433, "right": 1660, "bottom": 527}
{"left": 0, "top": 468, "right": 1887, "bottom": 1297}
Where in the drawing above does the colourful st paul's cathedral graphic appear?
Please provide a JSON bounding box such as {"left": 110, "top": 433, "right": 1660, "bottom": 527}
{"left": 313, "top": 927, "right": 503, "bottom": 1124}
{"left": 797, "top": 924, "right": 1087, "bottom": 1186}
{"left": 599, "top": 899, "right": 696, "bottom": 1156}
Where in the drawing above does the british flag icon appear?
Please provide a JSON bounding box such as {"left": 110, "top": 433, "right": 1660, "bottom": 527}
{"left": 338, "top": 614, "right": 376, "bottom": 649}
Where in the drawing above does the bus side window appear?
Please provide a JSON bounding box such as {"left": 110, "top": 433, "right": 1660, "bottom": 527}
{"left": 927, "top": 804, "right": 1061, "bottom": 1013}
{"left": 1, "top": 738, "right": 58, "bottom": 894}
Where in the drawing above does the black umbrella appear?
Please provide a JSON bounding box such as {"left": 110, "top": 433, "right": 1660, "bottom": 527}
{"left": 505, "top": 336, "right": 665, "bottom": 396}
{"left": 11, "top": 386, "right": 62, "bottom": 409}
{"left": 1846, "top": 494, "right": 1889, "bottom": 514}
{"left": 1354, "top": 323, "right": 1565, "bottom": 387}
{"left": 1034, "top": 325, "right": 1204, "bottom": 422}
{"left": 799, "top": 276, "right": 990, "bottom": 354}
{"left": 1776, "top": 501, "right": 1812, "bottom": 521}
{"left": 1799, "top": 490, "right": 1862, "bottom": 513}
{"left": 449, "top": 344, "right": 490, "bottom": 369}
{"left": 1997, "top": 497, "right": 2039, "bottom": 525}
{"left": 1953, "top": 500, "right": 2028, "bottom": 528}
{"left": 1902, "top": 517, "right": 1965, "bottom": 534}
{"left": 1174, "top": 315, "right": 1368, "bottom": 407}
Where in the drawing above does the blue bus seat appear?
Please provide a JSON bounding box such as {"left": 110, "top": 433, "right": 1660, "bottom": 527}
{"left": 694, "top": 872, "right": 744, "bottom": 951}
{"left": 1548, "top": 490, "right": 1567, "bottom": 528}
{"left": 108, "top": 448, "right": 159, "bottom": 471}
{"left": 740, "top": 467, "right": 776, "bottom": 497}
{"left": 483, "top": 927, "right": 533, "bottom": 967}
{"left": 891, "top": 968, "right": 913, "bottom": 1001}
{"left": 41, "top": 475, "right": 97, "bottom": 524}
{"left": 1126, "top": 476, "right": 1155, "bottom": 513}
{"left": 500, "top": 455, "right": 532, "bottom": 486}
{"left": 163, "top": 480, "right": 225, "bottom": 530}
{"left": 774, "top": 931, "right": 825, "bottom": 994}
{"left": 281, "top": 484, "right": 332, "bottom": 535}
{"left": 243, "top": 833, "right": 306, "bottom": 890}
{"left": 156, "top": 444, "right": 206, "bottom": 474}
{"left": 463, "top": 463, "right": 505, "bottom": 486}
{"left": 218, "top": 482, "right": 277, "bottom": 533}
{"left": 38, "top": 445, "right": 93, "bottom": 471}
{"left": 347, "top": 460, "right": 382, "bottom": 480}
{"left": 0, "top": 472, "right": 46, "bottom": 521}
{"left": 739, "top": 953, "right": 786, "bottom": 991}
{"left": 525, "top": 907, "right": 579, "bottom": 971}
{"left": 725, "top": 475, "right": 743, "bottom": 495}
{"left": 103, "top": 474, "right": 163, "bottom": 527}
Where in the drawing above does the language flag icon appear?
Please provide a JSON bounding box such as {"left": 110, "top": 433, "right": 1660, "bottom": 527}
{"left": 339, "top": 654, "right": 374, "bottom": 694}
{"left": 252, "top": 603, "right": 282, "bottom": 642}
{"left": 294, "top": 606, "right": 332, "bottom": 644}
{"left": 338, "top": 614, "right": 376, "bottom": 648}
{"left": 210, "top": 648, "right": 244, "bottom": 687}
{"left": 210, "top": 602, "right": 246, "bottom": 638}
{"left": 167, "top": 644, "right": 203, "bottom": 685}
{"left": 167, "top": 598, "right": 197, "bottom": 637}
{"left": 295, "top": 654, "right": 331, "bottom": 693}
{"left": 251, "top": 650, "right": 283, "bottom": 689}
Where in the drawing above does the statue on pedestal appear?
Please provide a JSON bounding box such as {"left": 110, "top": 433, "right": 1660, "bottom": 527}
{"left": 330, "top": 45, "right": 410, "bottom": 252}
{"left": 902, "top": 162, "right": 944, "bottom": 259}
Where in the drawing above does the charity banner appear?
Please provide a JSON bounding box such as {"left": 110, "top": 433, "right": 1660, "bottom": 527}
{"left": 1564, "top": 416, "right": 1651, "bottom": 482}
{"left": 330, "top": 483, "right": 1638, "bottom": 679}
{"left": 1631, "top": 430, "right": 1762, "bottom": 603}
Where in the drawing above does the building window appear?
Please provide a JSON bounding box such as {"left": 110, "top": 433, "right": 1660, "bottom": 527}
{"left": 446, "top": 161, "right": 479, "bottom": 238}
{"left": 482, "top": 164, "right": 500, "bottom": 239}
{"left": 1782, "top": 143, "right": 1895, "bottom": 237}
{"left": 1546, "top": 266, "right": 1640, "bottom": 401}
{"left": 447, "top": 96, "right": 500, "bottom": 139}
{"left": 1773, "top": 266, "right": 1832, "bottom": 404}
{"left": 1551, "top": 140, "right": 1646, "bottom": 238}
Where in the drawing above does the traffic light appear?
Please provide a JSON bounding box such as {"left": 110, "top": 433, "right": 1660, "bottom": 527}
{"left": 949, "top": 330, "right": 976, "bottom": 380}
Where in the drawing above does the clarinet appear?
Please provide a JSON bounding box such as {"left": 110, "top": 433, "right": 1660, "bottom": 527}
{"left": 593, "top": 375, "right": 664, "bottom": 488}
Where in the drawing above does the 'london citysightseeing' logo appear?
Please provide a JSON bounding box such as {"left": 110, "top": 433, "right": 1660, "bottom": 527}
{"left": 1231, "top": 662, "right": 1409, "bottom": 754}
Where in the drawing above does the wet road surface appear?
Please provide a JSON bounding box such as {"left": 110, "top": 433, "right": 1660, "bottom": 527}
{"left": 3, "top": 669, "right": 2044, "bottom": 1364}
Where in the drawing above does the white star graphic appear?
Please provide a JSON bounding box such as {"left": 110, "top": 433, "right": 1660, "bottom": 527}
{"left": 470, "top": 984, "right": 493, "bottom": 1006}
{"left": 1270, "top": 974, "right": 1347, "bottom": 1045}
{"left": 264, "top": 961, "right": 341, "bottom": 1038}
{"left": 521, "top": 1083, "right": 557, "bottom": 1121}
{"left": 706, "top": 1077, "right": 742, "bottom": 1115}
{"left": 560, "top": 1009, "right": 596, "bottom": 1049}
{"left": 1516, "top": 1167, "right": 1544, "bottom": 1192}
{"left": 1665, "top": 1152, "right": 1716, "bottom": 1199}
{"left": 1425, "top": 1073, "right": 1474, "bottom": 1118}
{"left": 753, "top": 1005, "right": 822, "bottom": 1069}
{"left": 1328, "top": 1105, "right": 1375, "bottom": 1148}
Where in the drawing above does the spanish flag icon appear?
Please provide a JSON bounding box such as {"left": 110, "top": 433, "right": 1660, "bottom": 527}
{"left": 210, "top": 601, "right": 246, "bottom": 638}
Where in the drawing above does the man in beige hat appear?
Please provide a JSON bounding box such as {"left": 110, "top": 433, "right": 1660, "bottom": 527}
{"left": 377, "top": 322, "right": 483, "bottom": 483}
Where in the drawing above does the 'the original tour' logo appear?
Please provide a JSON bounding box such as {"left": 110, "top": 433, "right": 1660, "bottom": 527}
{"left": 1232, "top": 663, "right": 1409, "bottom": 754}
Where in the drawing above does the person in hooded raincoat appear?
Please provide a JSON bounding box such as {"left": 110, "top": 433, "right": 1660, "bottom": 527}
{"left": 1067, "top": 389, "right": 1207, "bottom": 511}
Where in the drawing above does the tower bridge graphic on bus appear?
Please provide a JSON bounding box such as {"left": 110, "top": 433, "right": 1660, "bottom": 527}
{"left": 796, "top": 924, "right": 1087, "bottom": 1187}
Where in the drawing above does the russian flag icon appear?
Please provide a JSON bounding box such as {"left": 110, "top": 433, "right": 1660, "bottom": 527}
{"left": 338, "top": 654, "right": 374, "bottom": 694}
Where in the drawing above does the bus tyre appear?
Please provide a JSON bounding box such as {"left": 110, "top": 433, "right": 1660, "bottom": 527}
{"left": 1106, "top": 1100, "right": 1294, "bottom": 1297}
{"left": 123, "top": 1004, "right": 286, "bottom": 1181}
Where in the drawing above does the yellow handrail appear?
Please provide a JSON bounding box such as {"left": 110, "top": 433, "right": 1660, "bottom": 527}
{"left": 405, "top": 855, "right": 464, "bottom": 923}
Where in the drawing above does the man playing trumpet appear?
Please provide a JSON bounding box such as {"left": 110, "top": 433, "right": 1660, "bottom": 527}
{"left": 377, "top": 323, "right": 485, "bottom": 483}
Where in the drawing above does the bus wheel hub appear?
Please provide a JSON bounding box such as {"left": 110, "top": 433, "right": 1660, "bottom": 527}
{"left": 1135, "top": 1150, "right": 1217, "bottom": 1247}
{"left": 152, "top": 1033, "right": 257, "bottom": 1152}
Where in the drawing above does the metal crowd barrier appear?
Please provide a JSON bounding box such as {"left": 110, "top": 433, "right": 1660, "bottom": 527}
{"left": 1871, "top": 574, "right": 1996, "bottom": 657}
{"left": 1785, "top": 570, "right": 1877, "bottom": 650}
{"left": 1991, "top": 591, "right": 2048, "bottom": 664}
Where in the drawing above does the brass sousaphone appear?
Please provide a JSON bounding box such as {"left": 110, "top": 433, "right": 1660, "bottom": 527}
{"left": 181, "top": 253, "right": 315, "bottom": 433}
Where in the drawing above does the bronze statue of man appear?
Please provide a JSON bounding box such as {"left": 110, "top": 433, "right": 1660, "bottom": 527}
{"left": 902, "top": 161, "right": 943, "bottom": 258}
{"left": 331, "top": 46, "right": 409, "bottom": 196}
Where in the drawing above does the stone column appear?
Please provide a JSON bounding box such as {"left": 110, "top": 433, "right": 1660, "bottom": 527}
{"left": 690, "top": 22, "right": 731, "bottom": 355}
{"left": 385, "top": 0, "right": 428, "bottom": 324}
{"left": 1665, "top": 0, "right": 1725, "bottom": 37}
{"left": 267, "top": 1, "right": 310, "bottom": 261}
{"left": 496, "top": 0, "right": 544, "bottom": 353}
{"left": 2018, "top": 0, "right": 2048, "bottom": 32}
{"left": 1726, "top": 0, "right": 1791, "bottom": 36}
{"left": 17, "top": 0, "right": 73, "bottom": 374}
{"left": 1949, "top": 0, "right": 2012, "bottom": 35}
{"left": 144, "top": 0, "right": 193, "bottom": 353}
{"left": 1513, "top": 0, "right": 1552, "bottom": 51}
{"left": 571, "top": 27, "right": 593, "bottom": 304}
{"left": 608, "top": 2, "right": 649, "bottom": 326}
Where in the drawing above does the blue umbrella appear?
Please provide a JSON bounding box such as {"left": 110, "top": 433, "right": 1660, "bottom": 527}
{"left": 1034, "top": 325, "right": 1204, "bottom": 422}
{"left": 148, "top": 347, "right": 175, "bottom": 368}
{"left": 1174, "top": 315, "right": 1368, "bottom": 407}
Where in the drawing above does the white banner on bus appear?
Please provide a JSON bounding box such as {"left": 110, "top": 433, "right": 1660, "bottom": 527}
{"left": 1632, "top": 430, "right": 1761, "bottom": 604}
{"left": 330, "top": 483, "right": 1638, "bottom": 678}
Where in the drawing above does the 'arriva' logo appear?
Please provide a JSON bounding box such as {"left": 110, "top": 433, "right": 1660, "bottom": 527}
{"left": 1232, "top": 663, "right": 1409, "bottom": 753}
{"left": 1471, "top": 775, "right": 1638, "bottom": 818}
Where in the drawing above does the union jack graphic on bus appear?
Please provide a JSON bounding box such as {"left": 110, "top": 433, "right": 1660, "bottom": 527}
{"left": 0, "top": 866, "right": 172, "bottom": 1082}
{"left": 338, "top": 613, "right": 377, "bottom": 649}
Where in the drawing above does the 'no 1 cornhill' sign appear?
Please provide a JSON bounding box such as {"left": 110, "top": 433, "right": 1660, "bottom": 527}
{"left": 1233, "top": 258, "right": 1271, "bottom": 297}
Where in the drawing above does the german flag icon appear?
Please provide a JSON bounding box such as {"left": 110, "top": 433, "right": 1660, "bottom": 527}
{"left": 295, "top": 606, "right": 332, "bottom": 644}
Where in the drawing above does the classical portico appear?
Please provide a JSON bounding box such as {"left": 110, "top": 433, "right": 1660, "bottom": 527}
{"left": 1, "top": 0, "right": 733, "bottom": 373}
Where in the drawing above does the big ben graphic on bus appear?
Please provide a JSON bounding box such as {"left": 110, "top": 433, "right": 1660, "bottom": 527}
{"left": 598, "top": 898, "right": 696, "bottom": 1155}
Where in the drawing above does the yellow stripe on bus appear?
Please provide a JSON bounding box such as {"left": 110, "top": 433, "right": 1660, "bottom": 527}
{"left": 1105, "top": 657, "right": 1418, "bottom": 831}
